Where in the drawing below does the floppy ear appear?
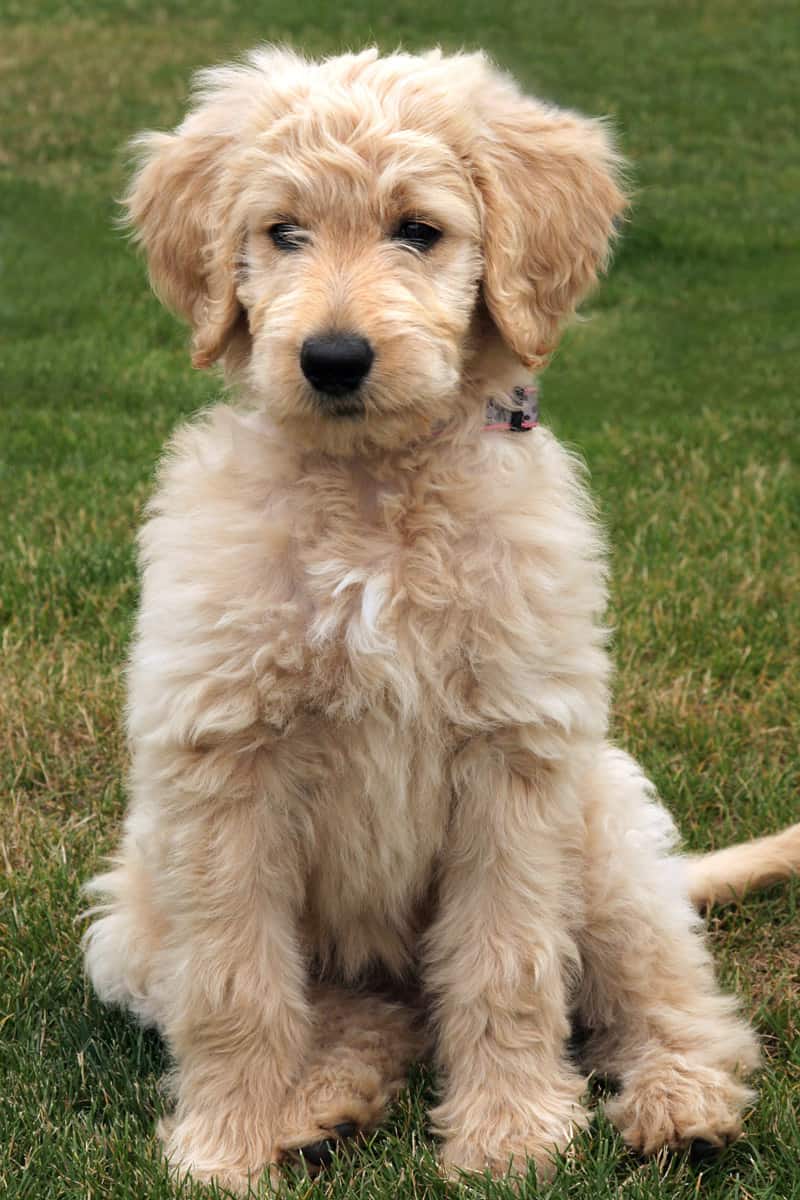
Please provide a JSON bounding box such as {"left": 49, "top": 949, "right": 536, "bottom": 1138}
{"left": 124, "top": 121, "right": 244, "bottom": 368}
{"left": 123, "top": 48, "right": 306, "bottom": 368}
{"left": 472, "top": 70, "right": 628, "bottom": 368}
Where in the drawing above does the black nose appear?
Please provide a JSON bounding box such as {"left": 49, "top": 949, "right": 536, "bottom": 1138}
{"left": 300, "top": 333, "right": 374, "bottom": 396}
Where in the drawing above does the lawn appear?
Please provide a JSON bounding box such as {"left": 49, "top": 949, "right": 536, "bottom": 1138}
{"left": 1, "top": 1, "right": 798, "bottom": 1197}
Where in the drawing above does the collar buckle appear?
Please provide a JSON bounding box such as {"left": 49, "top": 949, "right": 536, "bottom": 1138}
{"left": 483, "top": 384, "right": 539, "bottom": 433}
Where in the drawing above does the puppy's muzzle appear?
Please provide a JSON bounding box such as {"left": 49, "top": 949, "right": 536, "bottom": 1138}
{"left": 300, "top": 333, "right": 374, "bottom": 406}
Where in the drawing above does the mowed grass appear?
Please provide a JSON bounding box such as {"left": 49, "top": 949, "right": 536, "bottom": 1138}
{"left": 1, "top": 1, "right": 799, "bottom": 1197}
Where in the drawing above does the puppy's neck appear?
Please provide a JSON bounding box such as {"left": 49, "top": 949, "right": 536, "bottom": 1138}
{"left": 463, "top": 302, "right": 536, "bottom": 406}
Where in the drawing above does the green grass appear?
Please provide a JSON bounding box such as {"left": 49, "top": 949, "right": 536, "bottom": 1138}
{"left": 1, "top": 1, "right": 798, "bottom": 1197}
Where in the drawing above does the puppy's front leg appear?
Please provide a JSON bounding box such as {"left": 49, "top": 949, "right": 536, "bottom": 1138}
{"left": 425, "top": 735, "right": 588, "bottom": 1182}
{"left": 149, "top": 754, "right": 311, "bottom": 1192}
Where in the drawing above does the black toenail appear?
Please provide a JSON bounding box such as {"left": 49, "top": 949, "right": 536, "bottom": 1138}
{"left": 298, "top": 1137, "right": 336, "bottom": 1167}
{"left": 689, "top": 1138, "right": 721, "bottom": 1163}
{"left": 333, "top": 1121, "right": 358, "bottom": 1139}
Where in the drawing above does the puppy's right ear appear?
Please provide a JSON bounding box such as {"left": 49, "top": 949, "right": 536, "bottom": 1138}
{"left": 124, "top": 123, "right": 243, "bottom": 368}
{"left": 123, "top": 48, "right": 305, "bottom": 367}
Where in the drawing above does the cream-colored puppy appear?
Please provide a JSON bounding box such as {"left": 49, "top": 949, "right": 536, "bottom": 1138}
{"left": 83, "top": 46, "right": 800, "bottom": 1191}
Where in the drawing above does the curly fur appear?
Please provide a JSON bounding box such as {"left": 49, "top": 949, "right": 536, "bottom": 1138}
{"left": 83, "top": 46, "right": 799, "bottom": 1191}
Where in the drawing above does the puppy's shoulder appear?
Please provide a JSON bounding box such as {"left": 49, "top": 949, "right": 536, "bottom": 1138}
{"left": 484, "top": 426, "right": 605, "bottom": 560}
{"left": 151, "top": 404, "right": 291, "bottom": 511}
{"left": 139, "top": 404, "right": 296, "bottom": 559}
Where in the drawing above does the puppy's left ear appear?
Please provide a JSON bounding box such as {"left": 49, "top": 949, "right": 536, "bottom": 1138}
{"left": 472, "top": 70, "right": 628, "bottom": 367}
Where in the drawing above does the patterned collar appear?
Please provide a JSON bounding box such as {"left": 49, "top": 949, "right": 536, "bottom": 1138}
{"left": 483, "top": 384, "right": 539, "bottom": 433}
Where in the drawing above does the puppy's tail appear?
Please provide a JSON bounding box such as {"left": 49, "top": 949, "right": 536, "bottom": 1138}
{"left": 686, "top": 821, "right": 800, "bottom": 909}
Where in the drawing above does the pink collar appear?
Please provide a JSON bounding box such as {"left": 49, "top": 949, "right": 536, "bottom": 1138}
{"left": 483, "top": 384, "right": 539, "bottom": 432}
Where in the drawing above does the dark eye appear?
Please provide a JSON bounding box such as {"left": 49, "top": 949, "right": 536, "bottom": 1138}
{"left": 268, "top": 223, "right": 307, "bottom": 251}
{"left": 392, "top": 220, "right": 442, "bottom": 252}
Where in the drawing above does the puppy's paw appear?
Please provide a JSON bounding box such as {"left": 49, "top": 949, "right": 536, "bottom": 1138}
{"left": 441, "top": 1133, "right": 557, "bottom": 1186}
{"left": 159, "top": 1109, "right": 277, "bottom": 1194}
{"left": 276, "top": 1062, "right": 389, "bottom": 1173}
{"left": 279, "top": 1120, "right": 360, "bottom": 1174}
{"left": 436, "top": 1082, "right": 590, "bottom": 1184}
{"left": 605, "top": 1060, "right": 752, "bottom": 1158}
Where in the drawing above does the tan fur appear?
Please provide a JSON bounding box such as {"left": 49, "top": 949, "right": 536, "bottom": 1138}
{"left": 276, "top": 984, "right": 429, "bottom": 1161}
{"left": 687, "top": 822, "right": 800, "bottom": 909}
{"left": 83, "top": 46, "right": 795, "bottom": 1192}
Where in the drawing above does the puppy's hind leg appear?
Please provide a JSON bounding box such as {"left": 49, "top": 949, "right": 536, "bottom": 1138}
{"left": 276, "top": 983, "right": 428, "bottom": 1172}
{"left": 575, "top": 747, "right": 760, "bottom": 1159}
{"left": 83, "top": 825, "right": 169, "bottom": 1030}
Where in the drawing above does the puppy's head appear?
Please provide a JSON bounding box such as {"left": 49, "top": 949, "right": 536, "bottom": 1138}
{"left": 126, "top": 47, "right": 626, "bottom": 452}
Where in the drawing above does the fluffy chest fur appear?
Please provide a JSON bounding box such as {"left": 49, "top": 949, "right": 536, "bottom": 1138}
{"left": 129, "top": 404, "right": 610, "bottom": 973}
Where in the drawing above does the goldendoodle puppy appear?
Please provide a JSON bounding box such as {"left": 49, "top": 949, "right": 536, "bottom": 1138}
{"left": 83, "top": 46, "right": 800, "bottom": 1191}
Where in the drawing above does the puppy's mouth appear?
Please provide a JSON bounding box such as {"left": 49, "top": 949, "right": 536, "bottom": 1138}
{"left": 312, "top": 390, "right": 366, "bottom": 420}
